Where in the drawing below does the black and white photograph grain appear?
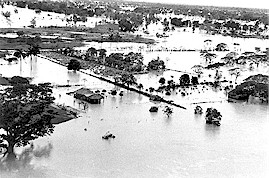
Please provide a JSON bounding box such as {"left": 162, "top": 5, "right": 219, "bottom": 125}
{"left": 0, "top": 0, "right": 268, "bottom": 177}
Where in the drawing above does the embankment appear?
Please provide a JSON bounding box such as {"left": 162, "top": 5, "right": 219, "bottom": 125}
{"left": 38, "top": 54, "right": 187, "bottom": 109}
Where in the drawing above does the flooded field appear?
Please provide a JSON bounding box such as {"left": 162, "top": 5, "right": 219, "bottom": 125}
{"left": 0, "top": 52, "right": 268, "bottom": 177}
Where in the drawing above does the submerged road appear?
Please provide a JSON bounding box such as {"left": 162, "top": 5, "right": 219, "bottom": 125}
{"left": 38, "top": 54, "right": 187, "bottom": 109}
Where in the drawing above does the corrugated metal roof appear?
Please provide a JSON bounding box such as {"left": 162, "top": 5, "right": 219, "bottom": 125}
{"left": 88, "top": 93, "right": 104, "bottom": 100}
{"left": 73, "top": 88, "right": 94, "bottom": 95}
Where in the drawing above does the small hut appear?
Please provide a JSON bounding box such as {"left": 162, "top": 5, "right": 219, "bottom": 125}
{"left": 73, "top": 88, "right": 104, "bottom": 104}
{"left": 88, "top": 93, "right": 104, "bottom": 104}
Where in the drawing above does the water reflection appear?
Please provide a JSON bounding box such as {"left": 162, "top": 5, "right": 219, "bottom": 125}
{"left": 0, "top": 142, "right": 53, "bottom": 172}
{"left": 204, "top": 124, "right": 220, "bottom": 137}
{"left": 137, "top": 94, "right": 143, "bottom": 101}
{"left": 149, "top": 112, "right": 158, "bottom": 117}
{"left": 67, "top": 70, "right": 81, "bottom": 84}
{"left": 194, "top": 114, "right": 203, "bottom": 121}
{"left": 165, "top": 117, "right": 172, "bottom": 125}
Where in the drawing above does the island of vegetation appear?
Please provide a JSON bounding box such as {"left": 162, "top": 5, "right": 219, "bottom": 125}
{"left": 228, "top": 74, "right": 268, "bottom": 103}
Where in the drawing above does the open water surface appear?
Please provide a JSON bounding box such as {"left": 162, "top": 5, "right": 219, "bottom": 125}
{"left": 0, "top": 55, "right": 268, "bottom": 177}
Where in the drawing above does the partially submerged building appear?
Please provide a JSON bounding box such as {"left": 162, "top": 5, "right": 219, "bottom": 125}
{"left": 73, "top": 88, "right": 104, "bottom": 104}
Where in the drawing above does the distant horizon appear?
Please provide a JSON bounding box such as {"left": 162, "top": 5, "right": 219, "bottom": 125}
{"left": 125, "top": 0, "right": 269, "bottom": 10}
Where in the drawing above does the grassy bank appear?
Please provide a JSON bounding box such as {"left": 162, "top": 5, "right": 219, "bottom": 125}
{"left": 0, "top": 37, "right": 84, "bottom": 50}
{"left": 0, "top": 26, "right": 155, "bottom": 51}
{"left": 49, "top": 104, "right": 79, "bottom": 124}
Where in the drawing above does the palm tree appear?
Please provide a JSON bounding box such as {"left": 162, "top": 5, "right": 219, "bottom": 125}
{"left": 13, "top": 49, "right": 26, "bottom": 74}
{"left": 27, "top": 45, "right": 40, "bottom": 59}
{"left": 27, "top": 45, "right": 40, "bottom": 74}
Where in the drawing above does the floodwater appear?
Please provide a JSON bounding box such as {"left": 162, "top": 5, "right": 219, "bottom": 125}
{"left": 0, "top": 2, "right": 268, "bottom": 177}
{"left": 0, "top": 5, "right": 105, "bottom": 28}
{"left": 0, "top": 52, "right": 268, "bottom": 177}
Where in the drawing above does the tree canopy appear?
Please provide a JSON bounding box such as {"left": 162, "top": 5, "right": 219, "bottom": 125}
{"left": 163, "top": 106, "right": 173, "bottom": 118}
{"left": 180, "top": 74, "right": 190, "bottom": 86}
{"left": 117, "top": 73, "right": 137, "bottom": 88}
{"left": 0, "top": 83, "right": 55, "bottom": 158}
{"left": 159, "top": 77, "right": 166, "bottom": 85}
{"left": 205, "top": 108, "right": 222, "bottom": 126}
{"left": 119, "top": 19, "right": 134, "bottom": 32}
{"left": 147, "top": 58, "right": 166, "bottom": 71}
{"left": 105, "top": 52, "right": 144, "bottom": 72}
{"left": 67, "top": 59, "right": 81, "bottom": 71}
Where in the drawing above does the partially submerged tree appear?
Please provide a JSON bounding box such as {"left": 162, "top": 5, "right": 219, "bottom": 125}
{"left": 149, "top": 87, "right": 155, "bottom": 93}
{"left": 98, "top": 49, "right": 107, "bottom": 62}
{"left": 27, "top": 45, "right": 40, "bottom": 57}
{"left": 191, "top": 76, "right": 199, "bottom": 85}
{"left": 194, "top": 105, "right": 203, "bottom": 114}
{"left": 200, "top": 51, "right": 217, "bottom": 63}
{"left": 67, "top": 59, "right": 81, "bottom": 71}
{"left": 159, "top": 77, "right": 166, "bottom": 85}
{"left": 147, "top": 57, "right": 166, "bottom": 70}
{"left": 0, "top": 83, "right": 55, "bottom": 159}
{"left": 149, "top": 106, "right": 158, "bottom": 112}
{"left": 118, "top": 73, "right": 137, "bottom": 88}
{"left": 13, "top": 50, "right": 27, "bottom": 74}
{"left": 87, "top": 47, "right": 97, "bottom": 57}
{"left": 167, "top": 80, "right": 176, "bottom": 89}
{"left": 137, "top": 83, "right": 144, "bottom": 91}
{"left": 163, "top": 106, "right": 173, "bottom": 118}
{"left": 26, "top": 37, "right": 41, "bottom": 61}
{"left": 215, "top": 43, "right": 228, "bottom": 51}
{"left": 205, "top": 108, "right": 222, "bottom": 126}
{"left": 180, "top": 74, "right": 190, "bottom": 86}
